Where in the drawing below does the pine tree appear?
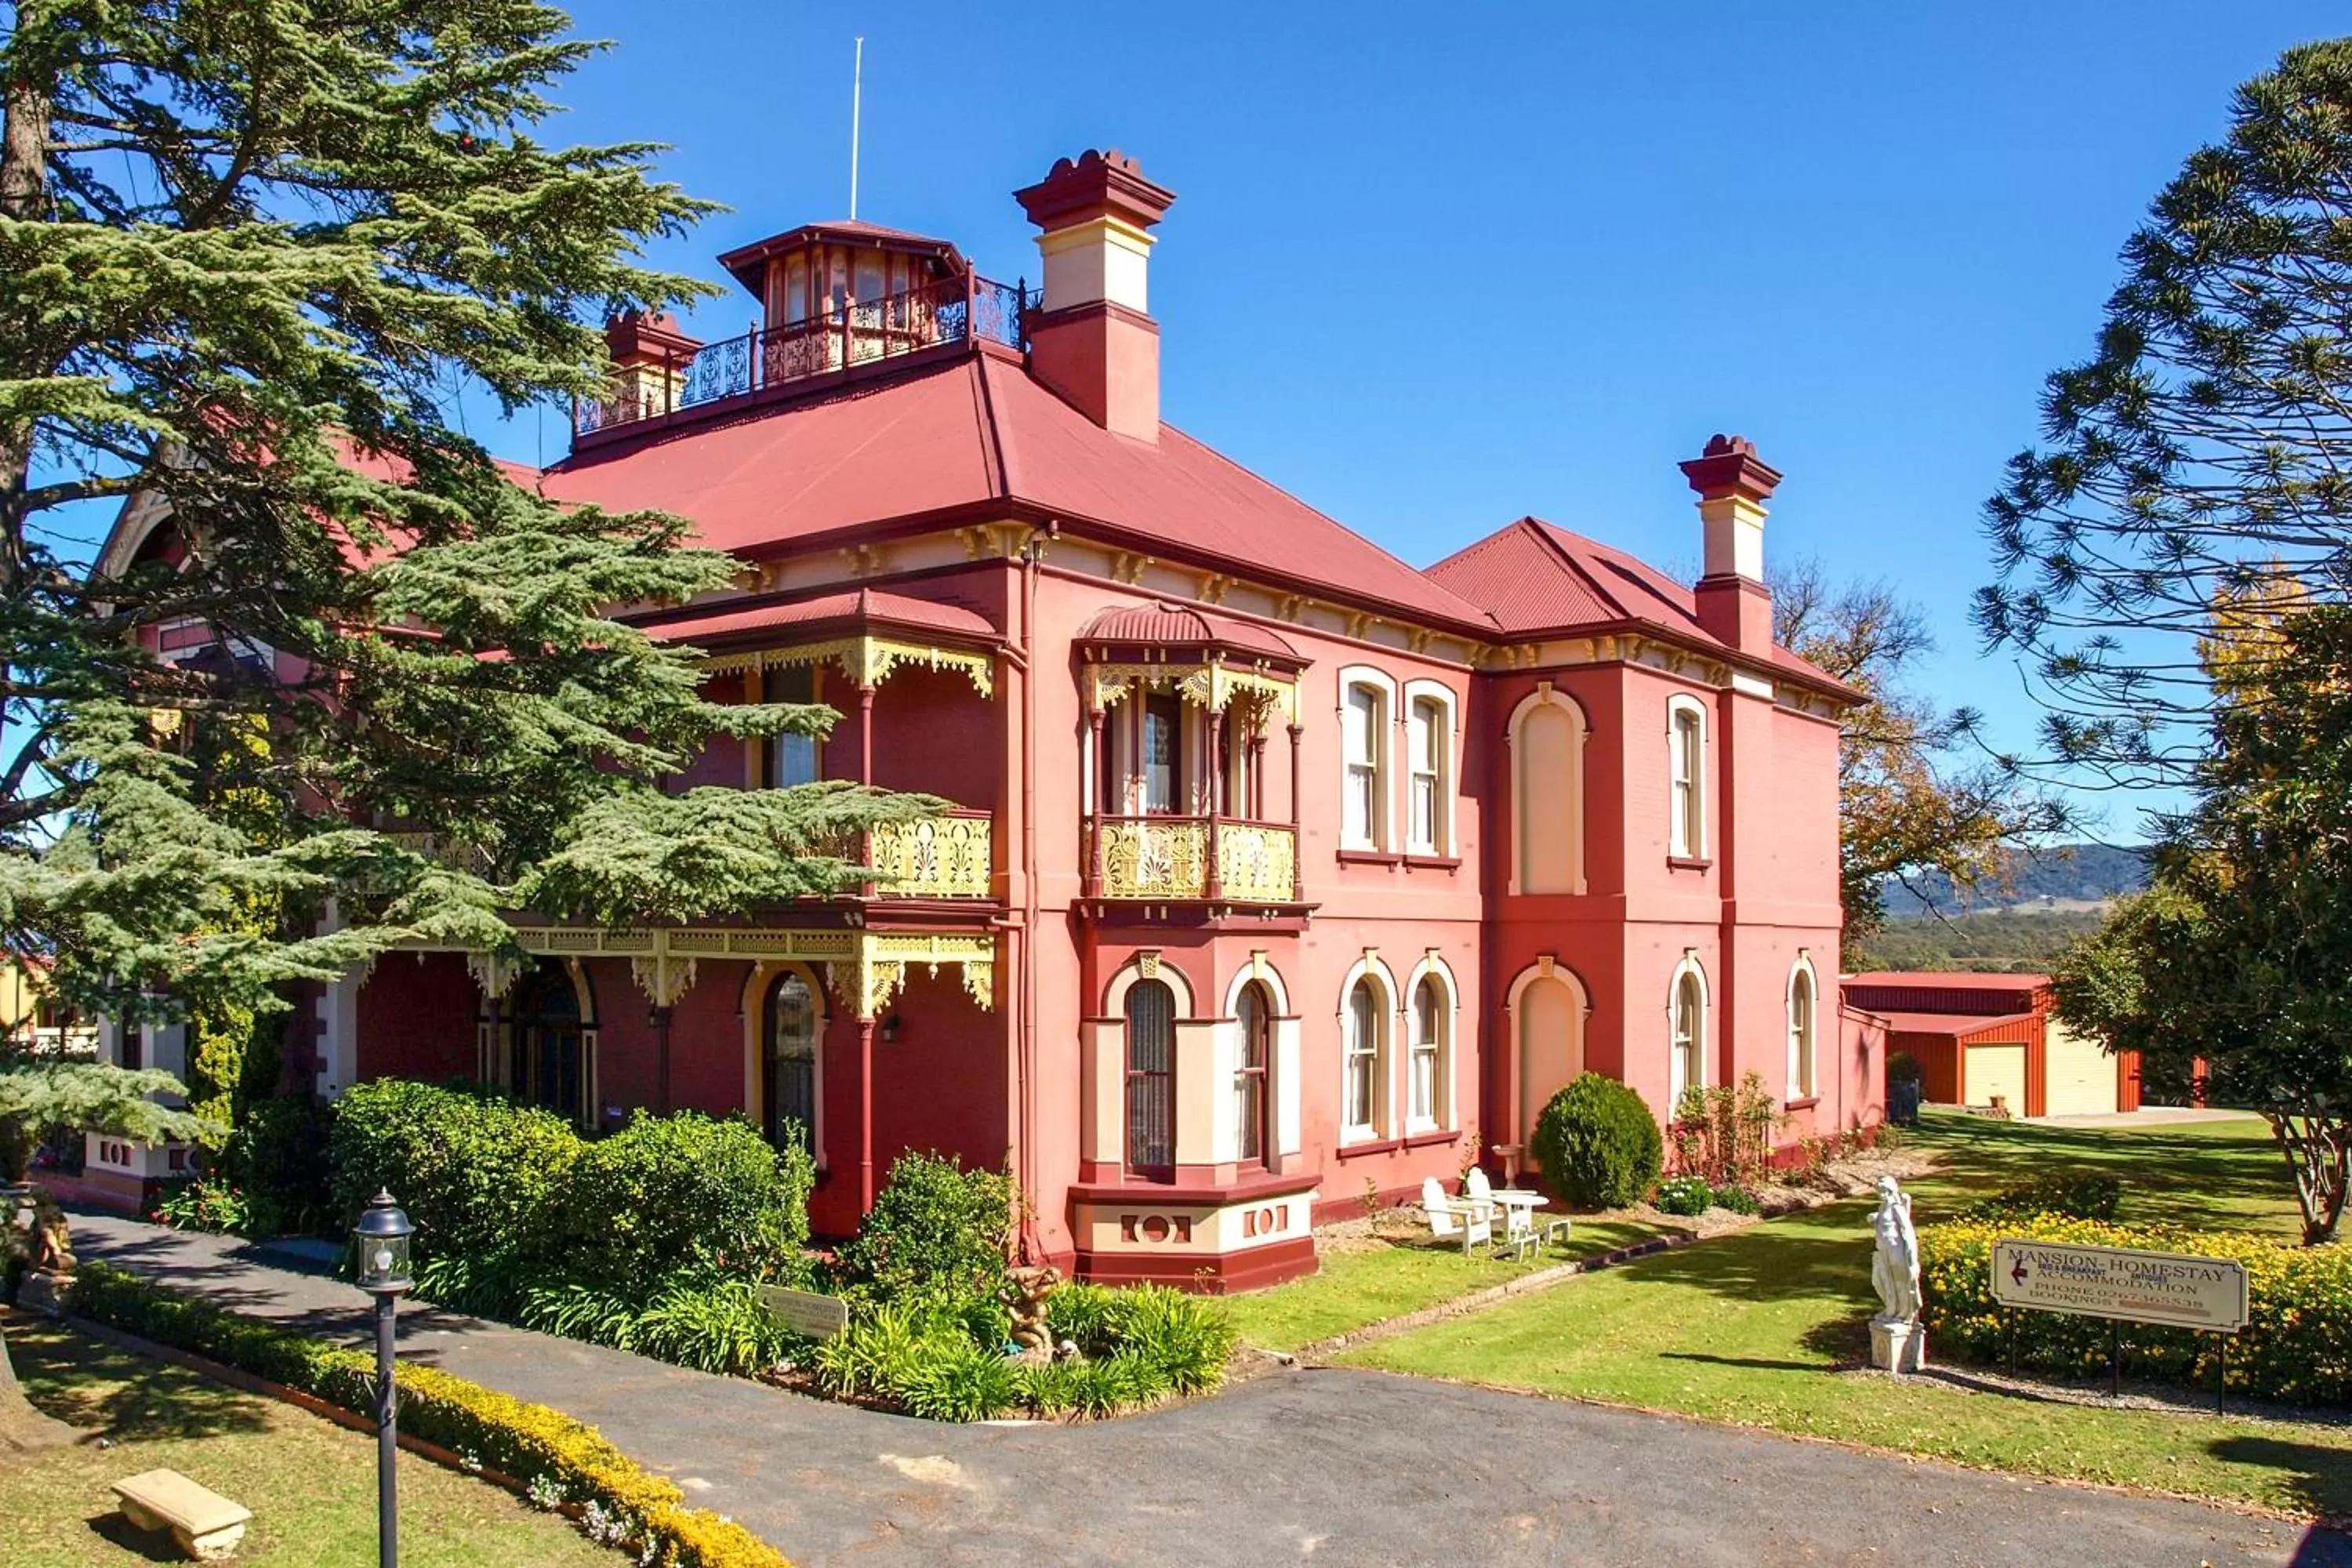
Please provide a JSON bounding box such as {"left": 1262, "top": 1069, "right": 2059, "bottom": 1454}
{"left": 0, "top": 1, "right": 936, "bottom": 1432}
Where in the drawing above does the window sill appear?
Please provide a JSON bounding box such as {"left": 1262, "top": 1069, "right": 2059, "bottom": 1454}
{"left": 1403, "top": 1127, "right": 1460, "bottom": 1150}
{"left": 1336, "top": 849, "right": 1402, "bottom": 867}
{"left": 1403, "top": 853, "right": 1461, "bottom": 871}
{"left": 1666, "top": 855, "right": 1713, "bottom": 872}
{"left": 1336, "top": 1135, "right": 1400, "bottom": 1159}
{"left": 1784, "top": 1095, "right": 1820, "bottom": 1112}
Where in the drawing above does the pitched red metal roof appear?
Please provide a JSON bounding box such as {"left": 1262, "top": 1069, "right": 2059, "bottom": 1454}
{"left": 1424, "top": 516, "right": 1860, "bottom": 699}
{"left": 1846, "top": 971, "right": 2053, "bottom": 990}
{"left": 540, "top": 355, "right": 1499, "bottom": 633}
{"left": 1077, "top": 601, "right": 1303, "bottom": 662}
{"left": 633, "top": 587, "right": 997, "bottom": 647}
{"left": 1872, "top": 1010, "right": 2040, "bottom": 1038}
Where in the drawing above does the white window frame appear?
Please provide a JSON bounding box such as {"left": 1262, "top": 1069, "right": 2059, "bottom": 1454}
{"left": 1402, "top": 679, "right": 1457, "bottom": 857}
{"left": 1666, "top": 694, "right": 1708, "bottom": 861}
{"left": 1404, "top": 952, "right": 1457, "bottom": 1132}
{"left": 1338, "top": 953, "right": 1397, "bottom": 1143}
{"left": 1788, "top": 952, "right": 1820, "bottom": 1102}
{"left": 1668, "top": 953, "right": 1709, "bottom": 1107}
{"left": 1338, "top": 666, "right": 1399, "bottom": 852}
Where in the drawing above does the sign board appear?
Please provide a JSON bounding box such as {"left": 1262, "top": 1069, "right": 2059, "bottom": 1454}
{"left": 757, "top": 1286, "right": 849, "bottom": 1340}
{"left": 1990, "top": 1240, "right": 2249, "bottom": 1334}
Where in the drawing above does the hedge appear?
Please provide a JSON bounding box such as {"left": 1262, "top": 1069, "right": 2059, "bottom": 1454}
{"left": 68, "top": 1264, "right": 790, "bottom": 1568}
{"left": 1532, "top": 1073, "right": 1664, "bottom": 1209}
{"left": 1920, "top": 1214, "right": 2352, "bottom": 1406}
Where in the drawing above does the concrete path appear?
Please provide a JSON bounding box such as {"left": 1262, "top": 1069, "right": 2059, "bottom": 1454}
{"left": 68, "top": 1211, "right": 2352, "bottom": 1568}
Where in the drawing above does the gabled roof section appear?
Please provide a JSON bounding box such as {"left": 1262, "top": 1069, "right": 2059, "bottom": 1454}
{"left": 1425, "top": 516, "right": 1860, "bottom": 701}
{"left": 539, "top": 355, "right": 1499, "bottom": 633}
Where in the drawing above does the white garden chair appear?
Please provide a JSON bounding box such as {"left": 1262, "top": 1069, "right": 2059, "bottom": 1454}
{"left": 1421, "top": 1176, "right": 1501, "bottom": 1258}
{"left": 1470, "top": 1167, "right": 1565, "bottom": 1254}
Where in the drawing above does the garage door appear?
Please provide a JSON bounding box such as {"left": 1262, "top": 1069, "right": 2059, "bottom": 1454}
{"left": 1963, "top": 1043, "right": 2027, "bottom": 1114}
{"left": 2043, "top": 1022, "right": 2120, "bottom": 1117}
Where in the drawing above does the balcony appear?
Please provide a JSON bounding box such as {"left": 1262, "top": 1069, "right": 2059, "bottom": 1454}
{"left": 381, "top": 830, "right": 495, "bottom": 880}
{"left": 574, "top": 275, "right": 1038, "bottom": 439}
{"left": 871, "top": 812, "right": 993, "bottom": 899}
{"left": 1090, "top": 815, "right": 1298, "bottom": 904}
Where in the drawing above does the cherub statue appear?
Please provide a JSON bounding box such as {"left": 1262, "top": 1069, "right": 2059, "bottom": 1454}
{"left": 1870, "top": 1175, "right": 1920, "bottom": 1325}
{"left": 1003, "top": 1262, "right": 1062, "bottom": 1359}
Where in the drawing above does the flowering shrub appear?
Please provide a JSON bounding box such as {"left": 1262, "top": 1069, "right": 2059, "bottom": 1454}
{"left": 1653, "top": 1177, "right": 1713, "bottom": 1217}
{"left": 153, "top": 1178, "right": 253, "bottom": 1235}
{"left": 1919, "top": 1213, "right": 2352, "bottom": 1405}
{"left": 69, "top": 1264, "right": 791, "bottom": 1566}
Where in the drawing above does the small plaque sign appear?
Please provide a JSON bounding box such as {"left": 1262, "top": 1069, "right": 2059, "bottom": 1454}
{"left": 757, "top": 1286, "right": 850, "bottom": 1340}
{"left": 1990, "top": 1240, "right": 2249, "bottom": 1334}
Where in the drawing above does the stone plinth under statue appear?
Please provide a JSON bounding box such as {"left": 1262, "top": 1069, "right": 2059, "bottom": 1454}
{"left": 1870, "top": 1314, "right": 1926, "bottom": 1374}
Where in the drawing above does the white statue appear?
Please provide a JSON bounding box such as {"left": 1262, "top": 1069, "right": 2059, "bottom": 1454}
{"left": 1870, "top": 1175, "right": 1921, "bottom": 1325}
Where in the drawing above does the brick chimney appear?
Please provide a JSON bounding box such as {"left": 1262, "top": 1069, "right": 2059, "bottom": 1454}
{"left": 1014, "top": 151, "right": 1177, "bottom": 442}
{"left": 602, "top": 310, "right": 703, "bottom": 419}
{"left": 1678, "top": 434, "right": 1781, "bottom": 653}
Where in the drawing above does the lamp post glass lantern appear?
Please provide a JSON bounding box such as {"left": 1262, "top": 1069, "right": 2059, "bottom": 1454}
{"left": 354, "top": 1190, "right": 413, "bottom": 1568}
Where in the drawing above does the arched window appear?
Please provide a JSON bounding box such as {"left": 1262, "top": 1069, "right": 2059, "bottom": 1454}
{"left": 1344, "top": 976, "right": 1385, "bottom": 1138}
{"left": 1125, "top": 979, "right": 1176, "bottom": 1177}
{"left": 1789, "top": 962, "right": 1818, "bottom": 1100}
{"left": 764, "top": 971, "right": 819, "bottom": 1155}
{"left": 1408, "top": 975, "right": 1446, "bottom": 1128}
{"left": 1670, "top": 967, "right": 1706, "bottom": 1105}
{"left": 1512, "top": 691, "right": 1585, "bottom": 893}
{"left": 1668, "top": 698, "right": 1707, "bottom": 860}
{"left": 1406, "top": 691, "right": 1450, "bottom": 855}
{"left": 1234, "top": 981, "right": 1272, "bottom": 1166}
{"left": 515, "top": 965, "right": 585, "bottom": 1126}
{"left": 1342, "top": 682, "right": 1385, "bottom": 848}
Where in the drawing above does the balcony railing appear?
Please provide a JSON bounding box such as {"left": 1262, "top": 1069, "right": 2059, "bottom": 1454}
{"left": 1090, "top": 815, "right": 1299, "bottom": 903}
{"left": 383, "top": 830, "right": 495, "bottom": 880}
{"left": 871, "top": 812, "right": 993, "bottom": 898}
{"left": 574, "top": 274, "right": 1039, "bottom": 438}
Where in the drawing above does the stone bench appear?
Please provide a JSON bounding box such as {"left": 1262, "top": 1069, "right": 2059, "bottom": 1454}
{"left": 111, "top": 1468, "right": 252, "bottom": 1561}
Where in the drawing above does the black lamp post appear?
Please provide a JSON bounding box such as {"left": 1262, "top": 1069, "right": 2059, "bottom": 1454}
{"left": 353, "top": 1190, "right": 413, "bottom": 1568}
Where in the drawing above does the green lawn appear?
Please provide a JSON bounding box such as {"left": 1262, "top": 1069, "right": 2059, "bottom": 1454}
{"left": 1225, "top": 1218, "right": 1671, "bottom": 1352}
{"left": 0, "top": 1317, "right": 612, "bottom": 1566}
{"left": 1340, "top": 1112, "right": 2352, "bottom": 1518}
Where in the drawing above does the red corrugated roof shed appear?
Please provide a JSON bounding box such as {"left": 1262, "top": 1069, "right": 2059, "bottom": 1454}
{"left": 1871, "top": 1010, "right": 2039, "bottom": 1037}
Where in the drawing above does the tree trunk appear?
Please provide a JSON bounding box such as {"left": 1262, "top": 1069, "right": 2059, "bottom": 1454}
{"left": 0, "top": 1324, "right": 75, "bottom": 1454}
{"left": 2268, "top": 1111, "right": 2350, "bottom": 1245}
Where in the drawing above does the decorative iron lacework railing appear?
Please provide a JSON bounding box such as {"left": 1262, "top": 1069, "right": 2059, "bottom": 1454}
{"left": 1091, "top": 816, "right": 1300, "bottom": 902}
{"left": 870, "top": 812, "right": 993, "bottom": 898}
{"left": 574, "top": 275, "right": 1037, "bottom": 437}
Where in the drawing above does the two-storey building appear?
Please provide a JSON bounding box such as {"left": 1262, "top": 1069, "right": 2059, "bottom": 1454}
{"left": 92, "top": 148, "right": 1878, "bottom": 1287}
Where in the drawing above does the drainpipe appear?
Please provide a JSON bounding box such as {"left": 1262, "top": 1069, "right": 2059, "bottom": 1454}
{"left": 1016, "top": 522, "right": 1053, "bottom": 1261}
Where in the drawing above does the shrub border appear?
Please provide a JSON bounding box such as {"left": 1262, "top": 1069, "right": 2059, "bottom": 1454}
{"left": 64, "top": 1264, "right": 791, "bottom": 1568}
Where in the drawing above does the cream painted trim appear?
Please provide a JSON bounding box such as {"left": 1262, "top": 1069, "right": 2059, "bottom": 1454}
{"left": 1221, "top": 952, "right": 1291, "bottom": 1018}
{"left": 1337, "top": 951, "right": 1399, "bottom": 1143}
{"left": 1505, "top": 683, "right": 1589, "bottom": 895}
{"left": 1503, "top": 956, "right": 1592, "bottom": 1146}
{"left": 1337, "top": 665, "right": 1399, "bottom": 853}
{"left": 742, "top": 960, "right": 830, "bottom": 1170}
{"left": 1036, "top": 214, "right": 1157, "bottom": 257}
{"left": 1402, "top": 950, "right": 1460, "bottom": 1133}
{"left": 1786, "top": 950, "right": 1821, "bottom": 1102}
{"left": 1104, "top": 951, "right": 1196, "bottom": 1020}
{"left": 1668, "top": 951, "right": 1711, "bottom": 1105}
{"left": 1665, "top": 693, "right": 1711, "bottom": 861}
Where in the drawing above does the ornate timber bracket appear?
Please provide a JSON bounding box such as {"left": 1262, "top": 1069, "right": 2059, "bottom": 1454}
{"left": 699, "top": 633, "right": 994, "bottom": 698}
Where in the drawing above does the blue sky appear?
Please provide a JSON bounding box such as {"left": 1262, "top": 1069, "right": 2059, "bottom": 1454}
{"left": 512, "top": 3, "right": 2342, "bottom": 839}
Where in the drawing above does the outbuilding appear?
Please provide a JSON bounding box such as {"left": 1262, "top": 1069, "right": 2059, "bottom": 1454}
{"left": 1842, "top": 972, "right": 2140, "bottom": 1119}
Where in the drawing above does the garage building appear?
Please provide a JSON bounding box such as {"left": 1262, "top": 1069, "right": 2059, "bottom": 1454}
{"left": 1842, "top": 972, "right": 2140, "bottom": 1119}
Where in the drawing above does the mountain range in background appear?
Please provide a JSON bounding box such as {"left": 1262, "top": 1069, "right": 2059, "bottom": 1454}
{"left": 1878, "top": 842, "right": 2151, "bottom": 919}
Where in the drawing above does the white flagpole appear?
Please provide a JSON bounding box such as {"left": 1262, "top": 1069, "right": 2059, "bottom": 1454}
{"left": 849, "top": 37, "right": 864, "bottom": 220}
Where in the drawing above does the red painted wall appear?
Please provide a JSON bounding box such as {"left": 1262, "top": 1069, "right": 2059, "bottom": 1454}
{"left": 356, "top": 953, "right": 477, "bottom": 1084}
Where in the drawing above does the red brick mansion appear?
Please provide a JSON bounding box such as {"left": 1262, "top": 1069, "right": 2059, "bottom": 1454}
{"left": 92, "top": 150, "right": 1880, "bottom": 1288}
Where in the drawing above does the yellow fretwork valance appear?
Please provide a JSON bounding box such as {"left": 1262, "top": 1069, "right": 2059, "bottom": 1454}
{"left": 1083, "top": 660, "right": 1298, "bottom": 722}
{"left": 701, "top": 635, "right": 995, "bottom": 698}
{"left": 414, "top": 924, "right": 996, "bottom": 1020}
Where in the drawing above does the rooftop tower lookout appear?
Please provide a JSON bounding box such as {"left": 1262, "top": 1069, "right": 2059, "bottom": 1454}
{"left": 573, "top": 220, "right": 1036, "bottom": 443}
